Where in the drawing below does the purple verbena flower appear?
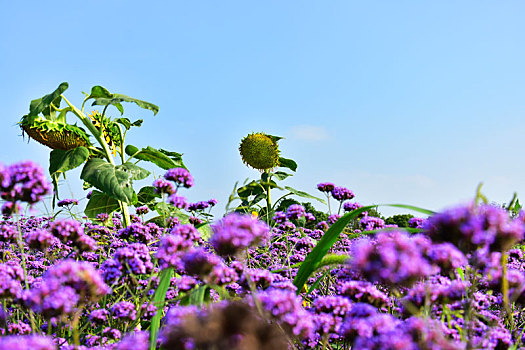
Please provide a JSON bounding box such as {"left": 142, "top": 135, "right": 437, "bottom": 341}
{"left": 328, "top": 214, "right": 341, "bottom": 225}
{"left": 156, "top": 234, "right": 194, "bottom": 269}
{"left": 255, "top": 289, "right": 314, "bottom": 338}
{"left": 331, "top": 186, "right": 355, "bottom": 201}
{"left": 116, "top": 331, "right": 149, "bottom": 350}
{"left": 0, "top": 335, "right": 56, "bottom": 350}
{"left": 114, "top": 243, "right": 153, "bottom": 275}
{"left": 135, "top": 205, "right": 150, "bottom": 215}
{"left": 317, "top": 182, "right": 335, "bottom": 193}
{"left": 360, "top": 216, "right": 385, "bottom": 231}
{"left": 118, "top": 223, "right": 153, "bottom": 243}
{"left": 111, "top": 301, "right": 137, "bottom": 321}
{"left": 89, "top": 308, "right": 110, "bottom": 324}
{"left": 210, "top": 213, "right": 270, "bottom": 257}
{"left": 48, "top": 219, "right": 83, "bottom": 243}
{"left": 168, "top": 194, "right": 188, "bottom": 209}
{"left": 286, "top": 204, "right": 306, "bottom": 220}
{"left": 350, "top": 231, "right": 434, "bottom": 286}
{"left": 344, "top": 202, "right": 363, "bottom": 212}
{"left": 57, "top": 198, "right": 78, "bottom": 207}
{"left": 153, "top": 178, "right": 175, "bottom": 195}
{"left": 164, "top": 168, "right": 194, "bottom": 188}
{"left": 425, "top": 203, "right": 524, "bottom": 253}
{"left": 408, "top": 217, "right": 426, "bottom": 229}
{"left": 0, "top": 224, "right": 17, "bottom": 243}
{"left": 339, "top": 281, "right": 389, "bottom": 309}
{"left": 0, "top": 161, "right": 51, "bottom": 204}
{"left": 272, "top": 211, "right": 287, "bottom": 223}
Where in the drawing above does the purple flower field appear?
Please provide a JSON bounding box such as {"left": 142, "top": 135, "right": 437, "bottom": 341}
{"left": 1, "top": 157, "right": 525, "bottom": 350}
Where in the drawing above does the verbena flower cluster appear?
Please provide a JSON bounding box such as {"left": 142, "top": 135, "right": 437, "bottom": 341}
{"left": 2, "top": 160, "right": 525, "bottom": 350}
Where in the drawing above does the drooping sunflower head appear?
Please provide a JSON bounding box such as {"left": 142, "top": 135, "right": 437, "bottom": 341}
{"left": 239, "top": 132, "right": 280, "bottom": 171}
{"left": 20, "top": 116, "right": 91, "bottom": 151}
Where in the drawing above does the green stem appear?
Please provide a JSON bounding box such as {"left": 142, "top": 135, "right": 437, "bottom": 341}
{"left": 501, "top": 252, "right": 514, "bottom": 325}
{"left": 264, "top": 171, "right": 272, "bottom": 225}
{"left": 14, "top": 212, "right": 38, "bottom": 332}
{"left": 61, "top": 95, "right": 131, "bottom": 227}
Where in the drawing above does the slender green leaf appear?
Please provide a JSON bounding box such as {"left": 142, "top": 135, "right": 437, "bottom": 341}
{"left": 293, "top": 206, "right": 375, "bottom": 293}
{"left": 189, "top": 285, "right": 209, "bottom": 306}
{"left": 348, "top": 227, "right": 423, "bottom": 239}
{"left": 84, "top": 190, "right": 120, "bottom": 218}
{"left": 381, "top": 204, "right": 435, "bottom": 216}
{"left": 285, "top": 186, "right": 326, "bottom": 204}
{"left": 306, "top": 269, "right": 332, "bottom": 296}
{"left": 80, "top": 158, "right": 135, "bottom": 203}
{"left": 149, "top": 268, "right": 174, "bottom": 350}
{"left": 278, "top": 157, "right": 297, "bottom": 172}
{"left": 49, "top": 147, "right": 90, "bottom": 176}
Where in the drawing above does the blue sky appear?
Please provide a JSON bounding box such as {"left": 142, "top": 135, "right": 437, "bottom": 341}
{"left": 1, "top": 1, "right": 525, "bottom": 217}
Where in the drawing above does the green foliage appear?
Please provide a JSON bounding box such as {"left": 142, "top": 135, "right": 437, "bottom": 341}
{"left": 49, "top": 147, "right": 90, "bottom": 176}
{"left": 385, "top": 214, "right": 414, "bottom": 228}
{"left": 80, "top": 159, "right": 141, "bottom": 204}
{"left": 28, "top": 82, "right": 69, "bottom": 119}
{"left": 21, "top": 82, "right": 187, "bottom": 227}
{"left": 278, "top": 157, "right": 297, "bottom": 172}
{"left": 125, "top": 145, "right": 186, "bottom": 170}
{"left": 136, "top": 186, "right": 161, "bottom": 207}
{"left": 84, "top": 190, "right": 120, "bottom": 218}
{"left": 84, "top": 85, "right": 159, "bottom": 116}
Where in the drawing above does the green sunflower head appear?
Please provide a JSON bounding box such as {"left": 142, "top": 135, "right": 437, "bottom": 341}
{"left": 239, "top": 132, "right": 280, "bottom": 171}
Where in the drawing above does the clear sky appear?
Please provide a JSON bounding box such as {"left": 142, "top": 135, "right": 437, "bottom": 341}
{"left": 1, "top": 1, "right": 525, "bottom": 217}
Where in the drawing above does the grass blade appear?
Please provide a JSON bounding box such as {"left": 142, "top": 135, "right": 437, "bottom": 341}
{"left": 382, "top": 203, "right": 435, "bottom": 216}
{"left": 149, "top": 267, "right": 173, "bottom": 350}
{"left": 293, "top": 206, "right": 374, "bottom": 293}
{"left": 293, "top": 203, "right": 434, "bottom": 294}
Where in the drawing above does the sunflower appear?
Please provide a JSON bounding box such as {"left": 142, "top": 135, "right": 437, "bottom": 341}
{"left": 239, "top": 132, "right": 280, "bottom": 171}
{"left": 20, "top": 115, "right": 91, "bottom": 150}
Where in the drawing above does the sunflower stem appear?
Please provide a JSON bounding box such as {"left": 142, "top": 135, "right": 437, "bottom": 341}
{"left": 61, "top": 95, "right": 131, "bottom": 228}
